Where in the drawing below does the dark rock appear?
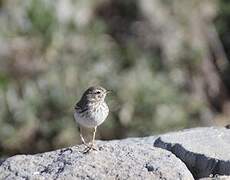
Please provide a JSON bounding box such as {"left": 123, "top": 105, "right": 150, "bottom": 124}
{"left": 225, "top": 124, "right": 230, "bottom": 129}
{"left": 154, "top": 127, "right": 230, "bottom": 179}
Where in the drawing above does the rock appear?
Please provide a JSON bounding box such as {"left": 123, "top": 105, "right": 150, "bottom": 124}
{"left": 0, "top": 138, "right": 194, "bottom": 180}
{"left": 199, "top": 175, "right": 230, "bottom": 180}
{"left": 154, "top": 127, "right": 230, "bottom": 179}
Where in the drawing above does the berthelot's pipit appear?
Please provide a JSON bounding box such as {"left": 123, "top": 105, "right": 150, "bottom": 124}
{"left": 74, "top": 86, "right": 110, "bottom": 152}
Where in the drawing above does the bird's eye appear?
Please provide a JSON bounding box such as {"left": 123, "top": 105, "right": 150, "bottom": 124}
{"left": 95, "top": 91, "right": 101, "bottom": 94}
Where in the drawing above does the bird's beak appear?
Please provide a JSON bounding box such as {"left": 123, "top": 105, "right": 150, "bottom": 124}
{"left": 106, "top": 90, "right": 112, "bottom": 94}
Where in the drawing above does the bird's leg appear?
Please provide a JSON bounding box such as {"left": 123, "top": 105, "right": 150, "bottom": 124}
{"left": 85, "top": 126, "right": 98, "bottom": 152}
{"left": 78, "top": 126, "right": 91, "bottom": 148}
{"left": 82, "top": 127, "right": 98, "bottom": 153}
{"left": 92, "top": 126, "right": 97, "bottom": 148}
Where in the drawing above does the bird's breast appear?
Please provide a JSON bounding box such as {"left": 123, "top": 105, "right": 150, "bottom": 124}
{"left": 74, "top": 102, "right": 109, "bottom": 128}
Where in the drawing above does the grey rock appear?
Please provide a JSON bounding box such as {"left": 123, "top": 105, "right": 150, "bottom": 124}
{"left": 199, "top": 176, "right": 230, "bottom": 180}
{"left": 154, "top": 127, "right": 230, "bottom": 179}
{"left": 0, "top": 138, "right": 194, "bottom": 180}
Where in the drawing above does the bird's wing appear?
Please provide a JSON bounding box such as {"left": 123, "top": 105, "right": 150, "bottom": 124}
{"left": 74, "top": 103, "right": 81, "bottom": 110}
{"left": 74, "top": 102, "right": 88, "bottom": 113}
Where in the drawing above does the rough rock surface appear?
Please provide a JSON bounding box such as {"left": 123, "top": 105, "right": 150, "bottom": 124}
{"left": 199, "top": 176, "right": 230, "bottom": 180}
{"left": 154, "top": 127, "right": 230, "bottom": 179}
{"left": 0, "top": 138, "right": 194, "bottom": 180}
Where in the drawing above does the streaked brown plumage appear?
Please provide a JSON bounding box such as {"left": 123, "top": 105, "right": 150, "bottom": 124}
{"left": 74, "top": 86, "right": 110, "bottom": 152}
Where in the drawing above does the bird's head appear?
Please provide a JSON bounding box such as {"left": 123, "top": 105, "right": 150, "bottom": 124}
{"left": 82, "top": 86, "right": 110, "bottom": 103}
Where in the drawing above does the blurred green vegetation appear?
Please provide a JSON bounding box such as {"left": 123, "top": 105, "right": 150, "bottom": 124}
{"left": 0, "top": 0, "right": 230, "bottom": 157}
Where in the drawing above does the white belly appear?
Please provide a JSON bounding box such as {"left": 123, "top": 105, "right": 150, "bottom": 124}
{"left": 74, "top": 103, "right": 109, "bottom": 128}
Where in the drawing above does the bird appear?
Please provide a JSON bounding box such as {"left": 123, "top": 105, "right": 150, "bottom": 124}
{"left": 74, "top": 86, "right": 110, "bottom": 152}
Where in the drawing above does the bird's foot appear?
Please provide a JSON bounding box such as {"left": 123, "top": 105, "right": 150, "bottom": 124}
{"left": 89, "top": 142, "right": 98, "bottom": 151}
{"left": 82, "top": 143, "right": 97, "bottom": 154}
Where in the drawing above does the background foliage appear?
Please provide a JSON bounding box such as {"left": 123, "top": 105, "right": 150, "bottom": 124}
{"left": 0, "top": 0, "right": 230, "bottom": 157}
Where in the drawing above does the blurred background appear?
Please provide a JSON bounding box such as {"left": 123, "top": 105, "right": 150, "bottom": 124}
{"left": 0, "top": 0, "right": 230, "bottom": 157}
